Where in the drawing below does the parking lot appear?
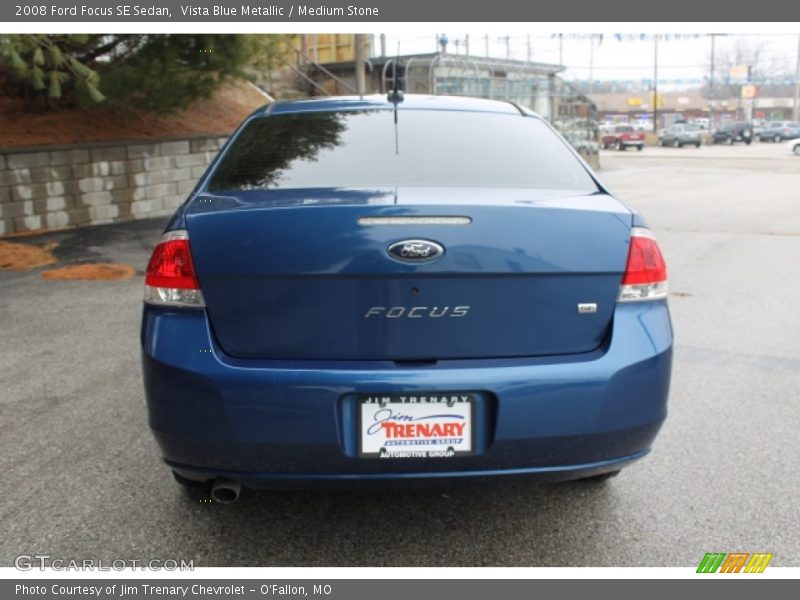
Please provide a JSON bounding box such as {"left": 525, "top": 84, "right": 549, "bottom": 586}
{"left": 1, "top": 141, "right": 799, "bottom": 567}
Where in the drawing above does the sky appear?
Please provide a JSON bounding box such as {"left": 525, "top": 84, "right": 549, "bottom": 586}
{"left": 382, "top": 33, "right": 800, "bottom": 89}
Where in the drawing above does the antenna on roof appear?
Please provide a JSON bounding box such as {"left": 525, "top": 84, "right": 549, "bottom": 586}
{"left": 387, "top": 42, "right": 404, "bottom": 104}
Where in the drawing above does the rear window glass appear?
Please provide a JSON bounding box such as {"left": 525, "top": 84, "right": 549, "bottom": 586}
{"left": 207, "top": 109, "right": 598, "bottom": 193}
{"left": 615, "top": 126, "right": 634, "bottom": 132}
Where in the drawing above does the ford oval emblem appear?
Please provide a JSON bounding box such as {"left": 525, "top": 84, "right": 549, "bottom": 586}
{"left": 387, "top": 239, "right": 445, "bottom": 263}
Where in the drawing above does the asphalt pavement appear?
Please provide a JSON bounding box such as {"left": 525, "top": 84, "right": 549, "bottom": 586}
{"left": 1, "top": 141, "right": 799, "bottom": 567}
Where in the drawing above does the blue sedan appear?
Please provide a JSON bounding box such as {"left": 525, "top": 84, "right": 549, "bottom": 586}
{"left": 141, "top": 94, "right": 673, "bottom": 502}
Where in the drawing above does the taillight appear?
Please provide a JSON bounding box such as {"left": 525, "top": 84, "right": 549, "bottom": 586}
{"left": 144, "top": 230, "right": 205, "bottom": 307}
{"left": 618, "top": 227, "right": 668, "bottom": 302}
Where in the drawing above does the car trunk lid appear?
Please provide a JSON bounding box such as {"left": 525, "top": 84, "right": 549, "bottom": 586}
{"left": 185, "top": 187, "right": 632, "bottom": 361}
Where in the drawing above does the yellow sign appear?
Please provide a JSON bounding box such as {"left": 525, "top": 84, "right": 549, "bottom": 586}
{"left": 741, "top": 84, "right": 758, "bottom": 99}
{"left": 649, "top": 92, "right": 663, "bottom": 109}
{"left": 627, "top": 97, "right": 642, "bottom": 106}
{"left": 729, "top": 64, "right": 749, "bottom": 81}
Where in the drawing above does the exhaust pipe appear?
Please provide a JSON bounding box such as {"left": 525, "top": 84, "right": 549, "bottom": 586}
{"left": 210, "top": 478, "right": 241, "bottom": 504}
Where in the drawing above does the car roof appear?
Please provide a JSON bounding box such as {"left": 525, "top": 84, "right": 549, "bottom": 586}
{"left": 254, "top": 94, "right": 530, "bottom": 117}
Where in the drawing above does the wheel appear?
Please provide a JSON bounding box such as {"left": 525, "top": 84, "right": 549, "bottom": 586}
{"left": 745, "top": 138, "right": 752, "bottom": 145}
{"left": 616, "top": 140, "right": 625, "bottom": 151}
{"left": 636, "top": 144, "right": 643, "bottom": 151}
{"left": 602, "top": 142, "right": 608, "bottom": 150}
{"left": 794, "top": 145, "right": 800, "bottom": 156}
{"left": 577, "top": 470, "right": 621, "bottom": 483}
{"left": 672, "top": 138, "right": 680, "bottom": 148}
{"left": 695, "top": 142, "right": 701, "bottom": 148}
{"left": 774, "top": 134, "right": 781, "bottom": 143}
{"left": 658, "top": 139, "right": 665, "bottom": 147}
{"left": 727, "top": 136, "right": 734, "bottom": 145}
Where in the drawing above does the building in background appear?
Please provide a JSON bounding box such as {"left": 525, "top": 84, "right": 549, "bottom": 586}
{"left": 264, "top": 36, "right": 600, "bottom": 166}
{"left": 591, "top": 91, "right": 798, "bottom": 129}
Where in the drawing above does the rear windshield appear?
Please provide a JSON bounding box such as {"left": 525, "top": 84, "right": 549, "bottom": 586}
{"left": 615, "top": 126, "right": 634, "bottom": 132}
{"left": 207, "top": 109, "right": 598, "bottom": 193}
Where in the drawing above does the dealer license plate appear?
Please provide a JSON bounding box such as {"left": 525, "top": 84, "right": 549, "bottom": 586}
{"left": 358, "top": 393, "right": 475, "bottom": 458}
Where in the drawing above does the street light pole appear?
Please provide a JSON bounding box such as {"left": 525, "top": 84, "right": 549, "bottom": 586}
{"left": 793, "top": 33, "right": 800, "bottom": 121}
{"left": 709, "top": 34, "right": 716, "bottom": 128}
{"left": 652, "top": 36, "right": 659, "bottom": 133}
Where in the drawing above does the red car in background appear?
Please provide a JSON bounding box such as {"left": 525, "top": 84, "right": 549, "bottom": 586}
{"left": 601, "top": 125, "right": 646, "bottom": 151}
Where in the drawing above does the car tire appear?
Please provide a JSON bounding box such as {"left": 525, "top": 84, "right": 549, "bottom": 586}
{"left": 727, "top": 136, "right": 734, "bottom": 145}
{"left": 636, "top": 145, "right": 643, "bottom": 151}
{"left": 672, "top": 139, "right": 681, "bottom": 148}
{"left": 658, "top": 139, "right": 665, "bottom": 147}
{"left": 774, "top": 134, "right": 781, "bottom": 143}
{"left": 695, "top": 142, "right": 701, "bottom": 148}
{"left": 616, "top": 140, "right": 625, "bottom": 151}
{"left": 172, "top": 471, "right": 211, "bottom": 499}
{"left": 794, "top": 145, "right": 800, "bottom": 156}
{"left": 577, "top": 470, "right": 621, "bottom": 483}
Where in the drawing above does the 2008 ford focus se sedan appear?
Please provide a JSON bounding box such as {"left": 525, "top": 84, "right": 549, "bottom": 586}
{"left": 141, "top": 94, "right": 672, "bottom": 502}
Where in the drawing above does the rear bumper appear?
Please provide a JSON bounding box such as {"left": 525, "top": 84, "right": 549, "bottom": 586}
{"left": 142, "top": 301, "right": 672, "bottom": 484}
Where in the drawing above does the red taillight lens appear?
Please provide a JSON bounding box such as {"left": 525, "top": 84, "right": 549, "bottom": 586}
{"left": 622, "top": 231, "right": 667, "bottom": 285}
{"left": 144, "top": 231, "right": 205, "bottom": 307}
{"left": 618, "top": 228, "right": 668, "bottom": 302}
{"left": 145, "top": 235, "right": 199, "bottom": 290}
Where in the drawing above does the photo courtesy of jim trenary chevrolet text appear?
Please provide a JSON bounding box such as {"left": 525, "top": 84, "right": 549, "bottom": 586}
{"left": 1, "top": 0, "right": 799, "bottom": 595}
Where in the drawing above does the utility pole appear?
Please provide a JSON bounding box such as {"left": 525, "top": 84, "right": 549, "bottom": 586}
{"left": 794, "top": 33, "right": 800, "bottom": 121}
{"left": 526, "top": 34, "right": 531, "bottom": 63}
{"left": 354, "top": 33, "right": 366, "bottom": 95}
{"left": 709, "top": 34, "right": 716, "bottom": 128}
{"left": 465, "top": 34, "right": 470, "bottom": 57}
{"left": 652, "top": 35, "right": 659, "bottom": 133}
{"left": 380, "top": 33, "right": 386, "bottom": 58}
{"left": 559, "top": 34, "right": 563, "bottom": 66}
{"left": 588, "top": 35, "right": 595, "bottom": 99}
{"left": 484, "top": 34, "right": 489, "bottom": 58}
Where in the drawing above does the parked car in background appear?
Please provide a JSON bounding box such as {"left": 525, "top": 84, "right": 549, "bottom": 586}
{"left": 141, "top": 95, "right": 672, "bottom": 501}
{"left": 788, "top": 138, "right": 800, "bottom": 156}
{"left": 601, "top": 125, "right": 645, "bottom": 151}
{"left": 658, "top": 124, "right": 702, "bottom": 148}
{"left": 711, "top": 121, "right": 753, "bottom": 145}
{"left": 757, "top": 121, "right": 800, "bottom": 143}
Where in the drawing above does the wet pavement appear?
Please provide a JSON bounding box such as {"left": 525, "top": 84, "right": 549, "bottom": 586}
{"left": 1, "top": 142, "right": 799, "bottom": 566}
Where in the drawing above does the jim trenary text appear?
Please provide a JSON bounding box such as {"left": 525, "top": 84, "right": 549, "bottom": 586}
{"left": 16, "top": 584, "right": 334, "bottom": 597}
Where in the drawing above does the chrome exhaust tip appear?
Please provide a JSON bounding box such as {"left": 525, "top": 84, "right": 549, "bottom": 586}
{"left": 210, "top": 478, "right": 241, "bottom": 504}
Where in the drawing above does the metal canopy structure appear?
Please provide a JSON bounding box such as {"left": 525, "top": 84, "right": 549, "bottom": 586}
{"left": 376, "top": 53, "right": 564, "bottom": 119}
{"left": 292, "top": 51, "right": 600, "bottom": 167}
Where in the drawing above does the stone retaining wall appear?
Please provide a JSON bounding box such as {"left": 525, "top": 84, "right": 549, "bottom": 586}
{"left": 0, "top": 135, "right": 228, "bottom": 237}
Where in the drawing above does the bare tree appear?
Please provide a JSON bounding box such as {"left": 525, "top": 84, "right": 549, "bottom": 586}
{"left": 704, "top": 37, "right": 792, "bottom": 100}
